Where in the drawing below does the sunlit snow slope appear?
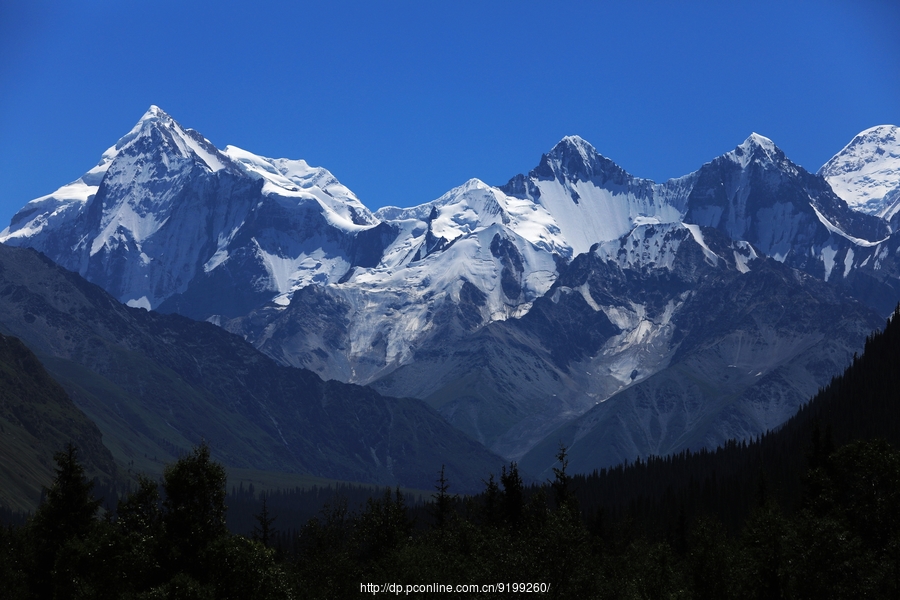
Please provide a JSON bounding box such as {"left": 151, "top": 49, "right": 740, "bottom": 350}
{"left": 820, "top": 125, "right": 900, "bottom": 221}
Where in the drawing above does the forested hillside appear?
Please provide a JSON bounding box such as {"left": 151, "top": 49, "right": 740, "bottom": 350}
{"left": 568, "top": 305, "right": 900, "bottom": 536}
{"left": 4, "top": 309, "right": 899, "bottom": 597}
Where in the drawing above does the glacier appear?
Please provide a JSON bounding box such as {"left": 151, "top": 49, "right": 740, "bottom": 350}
{"left": 3, "top": 106, "right": 899, "bottom": 469}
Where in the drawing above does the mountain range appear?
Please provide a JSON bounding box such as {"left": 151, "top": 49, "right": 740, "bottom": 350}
{"left": 0, "top": 243, "right": 501, "bottom": 501}
{"left": 2, "top": 107, "right": 899, "bottom": 488}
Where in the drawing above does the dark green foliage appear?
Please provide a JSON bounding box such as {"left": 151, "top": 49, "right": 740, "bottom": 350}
{"left": 27, "top": 443, "right": 102, "bottom": 598}
{"left": 31, "top": 444, "right": 101, "bottom": 545}
{"left": 162, "top": 443, "right": 228, "bottom": 576}
{"left": 224, "top": 480, "right": 426, "bottom": 541}
{"left": 252, "top": 495, "right": 276, "bottom": 547}
{"left": 789, "top": 439, "right": 900, "bottom": 598}
{"left": 355, "top": 488, "right": 412, "bottom": 564}
{"left": 0, "top": 443, "right": 292, "bottom": 599}
{"left": 740, "top": 501, "right": 792, "bottom": 600}
{"left": 500, "top": 461, "right": 524, "bottom": 529}
{"left": 429, "top": 465, "right": 456, "bottom": 532}
{"left": 99, "top": 475, "right": 165, "bottom": 594}
{"left": 5, "top": 435, "right": 900, "bottom": 598}
{"left": 0, "top": 523, "right": 29, "bottom": 598}
{"left": 551, "top": 444, "right": 572, "bottom": 509}
{"left": 5, "top": 308, "right": 900, "bottom": 597}
{"left": 117, "top": 474, "right": 162, "bottom": 538}
{"left": 204, "top": 536, "right": 294, "bottom": 600}
{"left": 686, "top": 518, "right": 736, "bottom": 600}
{"left": 293, "top": 500, "right": 356, "bottom": 598}
{"left": 480, "top": 473, "right": 503, "bottom": 527}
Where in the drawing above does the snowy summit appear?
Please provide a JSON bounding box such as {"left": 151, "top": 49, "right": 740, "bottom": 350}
{"left": 820, "top": 125, "right": 900, "bottom": 219}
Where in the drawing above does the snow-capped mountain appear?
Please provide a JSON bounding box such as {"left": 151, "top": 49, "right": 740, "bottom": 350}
{"left": 2, "top": 107, "right": 896, "bottom": 474}
{"left": 4, "top": 109, "right": 887, "bottom": 334}
{"left": 683, "top": 132, "right": 888, "bottom": 261}
{"left": 1, "top": 108, "right": 575, "bottom": 383}
{"left": 519, "top": 238, "right": 881, "bottom": 476}
{"left": 365, "top": 130, "right": 898, "bottom": 462}
{"left": 374, "top": 220, "right": 880, "bottom": 461}
{"left": 229, "top": 133, "right": 852, "bottom": 386}
{"left": 499, "top": 135, "right": 687, "bottom": 255}
{"left": 222, "top": 144, "right": 376, "bottom": 228}
{"left": 0, "top": 106, "right": 379, "bottom": 315}
{"left": 0, "top": 242, "right": 501, "bottom": 492}
{"left": 820, "top": 125, "right": 900, "bottom": 221}
{"left": 222, "top": 179, "right": 568, "bottom": 383}
{"left": 496, "top": 131, "right": 891, "bottom": 294}
{"left": 668, "top": 131, "right": 900, "bottom": 323}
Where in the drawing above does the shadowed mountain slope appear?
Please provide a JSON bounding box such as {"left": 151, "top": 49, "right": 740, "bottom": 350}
{"left": 0, "top": 332, "right": 116, "bottom": 512}
{"left": 0, "top": 244, "right": 501, "bottom": 493}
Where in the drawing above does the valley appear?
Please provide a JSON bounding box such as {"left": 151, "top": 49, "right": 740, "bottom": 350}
{"left": 1, "top": 108, "right": 899, "bottom": 509}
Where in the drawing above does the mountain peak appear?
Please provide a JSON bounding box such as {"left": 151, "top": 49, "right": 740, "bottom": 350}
{"left": 458, "top": 177, "right": 491, "bottom": 192}
{"left": 133, "top": 105, "right": 176, "bottom": 131}
{"left": 555, "top": 134, "right": 596, "bottom": 153}
{"left": 852, "top": 124, "right": 899, "bottom": 142}
{"left": 548, "top": 135, "right": 601, "bottom": 167}
{"left": 534, "top": 135, "right": 631, "bottom": 186}
{"left": 820, "top": 124, "right": 900, "bottom": 217}
{"left": 143, "top": 104, "right": 166, "bottom": 118}
{"left": 823, "top": 125, "right": 900, "bottom": 168}
{"left": 726, "top": 132, "right": 783, "bottom": 168}
{"left": 108, "top": 105, "right": 229, "bottom": 177}
{"left": 745, "top": 132, "right": 776, "bottom": 150}
{"left": 116, "top": 105, "right": 181, "bottom": 150}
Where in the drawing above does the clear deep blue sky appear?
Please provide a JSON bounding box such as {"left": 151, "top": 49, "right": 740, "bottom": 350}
{"left": 1, "top": 1, "right": 898, "bottom": 223}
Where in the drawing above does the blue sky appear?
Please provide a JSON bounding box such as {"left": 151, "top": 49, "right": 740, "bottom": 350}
{"left": 1, "top": 0, "right": 898, "bottom": 223}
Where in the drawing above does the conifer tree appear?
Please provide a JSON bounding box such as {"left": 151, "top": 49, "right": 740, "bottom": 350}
{"left": 481, "top": 474, "right": 503, "bottom": 527}
{"left": 253, "top": 495, "right": 276, "bottom": 547}
{"left": 28, "top": 443, "right": 102, "bottom": 598}
{"left": 500, "top": 462, "right": 524, "bottom": 529}
{"left": 430, "top": 465, "right": 455, "bottom": 532}
{"left": 552, "top": 444, "right": 573, "bottom": 509}
{"left": 32, "top": 443, "right": 101, "bottom": 542}
{"left": 161, "top": 442, "right": 228, "bottom": 577}
{"left": 117, "top": 475, "right": 161, "bottom": 538}
{"left": 356, "top": 487, "right": 411, "bottom": 560}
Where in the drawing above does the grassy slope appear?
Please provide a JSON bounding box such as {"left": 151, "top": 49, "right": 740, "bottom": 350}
{"left": 0, "top": 334, "right": 116, "bottom": 512}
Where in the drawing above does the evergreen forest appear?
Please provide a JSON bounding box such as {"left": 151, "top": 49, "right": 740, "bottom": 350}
{"left": 4, "top": 308, "right": 900, "bottom": 598}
